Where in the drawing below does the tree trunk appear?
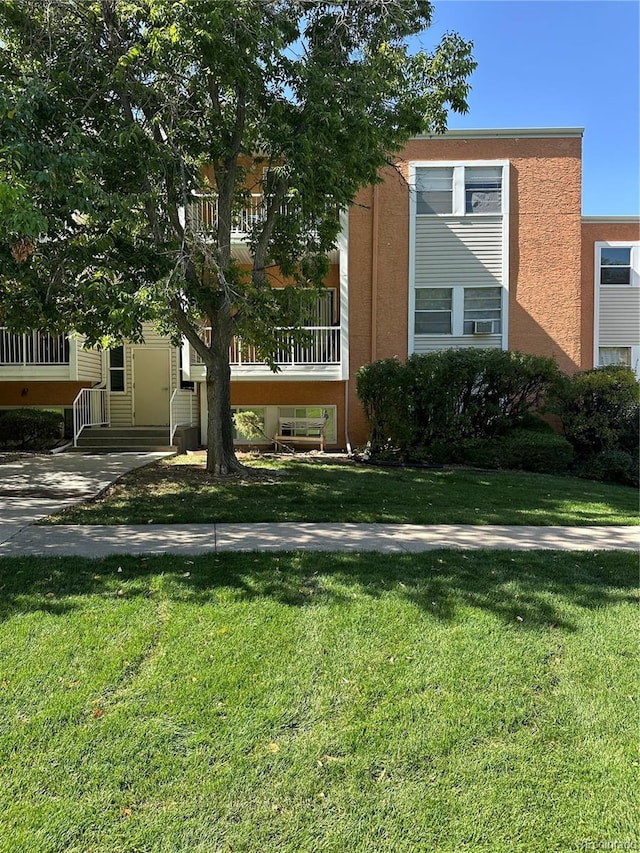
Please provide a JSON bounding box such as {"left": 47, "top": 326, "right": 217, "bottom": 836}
{"left": 203, "top": 346, "right": 244, "bottom": 475}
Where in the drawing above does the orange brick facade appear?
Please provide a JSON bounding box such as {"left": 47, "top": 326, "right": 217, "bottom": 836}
{"left": 3, "top": 129, "right": 637, "bottom": 450}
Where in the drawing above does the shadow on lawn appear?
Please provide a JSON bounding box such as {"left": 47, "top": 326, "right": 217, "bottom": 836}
{"left": 0, "top": 551, "right": 636, "bottom": 633}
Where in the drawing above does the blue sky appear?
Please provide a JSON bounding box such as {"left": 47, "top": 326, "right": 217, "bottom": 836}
{"left": 412, "top": 0, "right": 640, "bottom": 215}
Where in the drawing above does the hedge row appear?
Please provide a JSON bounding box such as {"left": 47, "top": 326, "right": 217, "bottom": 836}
{"left": 356, "top": 352, "right": 639, "bottom": 484}
{"left": 0, "top": 408, "right": 64, "bottom": 450}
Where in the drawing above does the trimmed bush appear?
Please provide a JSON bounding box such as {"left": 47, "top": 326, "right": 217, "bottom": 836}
{"left": 577, "top": 449, "right": 639, "bottom": 488}
{"left": 0, "top": 408, "right": 64, "bottom": 450}
{"left": 554, "top": 365, "right": 640, "bottom": 456}
{"left": 356, "top": 349, "right": 561, "bottom": 457}
{"left": 457, "top": 428, "right": 574, "bottom": 474}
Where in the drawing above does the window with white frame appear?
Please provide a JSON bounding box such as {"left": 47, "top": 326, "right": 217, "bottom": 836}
{"left": 463, "top": 287, "right": 502, "bottom": 335}
{"left": 231, "top": 407, "right": 267, "bottom": 442}
{"left": 278, "top": 406, "right": 336, "bottom": 442}
{"left": 599, "top": 246, "right": 632, "bottom": 285}
{"left": 415, "top": 286, "right": 502, "bottom": 337}
{"left": 416, "top": 167, "right": 453, "bottom": 214}
{"left": 599, "top": 347, "right": 631, "bottom": 367}
{"left": 415, "top": 288, "right": 452, "bottom": 334}
{"left": 465, "top": 167, "right": 502, "bottom": 214}
{"left": 109, "top": 345, "right": 125, "bottom": 392}
{"left": 415, "top": 164, "right": 504, "bottom": 216}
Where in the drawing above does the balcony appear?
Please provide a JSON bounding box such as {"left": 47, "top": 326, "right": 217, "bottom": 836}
{"left": 186, "top": 194, "right": 339, "bottom": 264}
{"left": 186, "top": 325, "right": 344, "bottom": 381}
{"left": 0, "top": 329, "right": 70, "bottom": 374}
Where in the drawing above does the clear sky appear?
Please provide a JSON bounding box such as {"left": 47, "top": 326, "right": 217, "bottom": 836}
{"left": 412, "top": 0, "right": 640, "bottom": 215}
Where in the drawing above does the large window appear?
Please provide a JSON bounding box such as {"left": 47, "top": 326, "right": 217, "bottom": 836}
{"left": 414, "top": 286, "right": 502, "bottom": 337}
{"left": 278, "top": 406, "right": 336, "bottom": 442}
{"left": 415, "top": 164, "right": 504, "bottom": 216}
{"left": 109, "top": 345, "right": 125, "bottom": 392}
{"left": 600, "top": 247, "right": 631, "bottom": 285}
{"left": 415, "top": 288, "right": 452, "bottom": 334}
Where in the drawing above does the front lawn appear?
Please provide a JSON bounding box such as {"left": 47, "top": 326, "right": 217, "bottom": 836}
{"left": 46, "top": 455, "right": 639, "bottom": 526}
{"left": 0, "top": 551, "right": 636, "bottom": 852}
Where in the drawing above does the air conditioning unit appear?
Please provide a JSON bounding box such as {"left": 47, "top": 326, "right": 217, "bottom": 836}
{"left": 472, "top": 320, "right": 495, "bottom": 335}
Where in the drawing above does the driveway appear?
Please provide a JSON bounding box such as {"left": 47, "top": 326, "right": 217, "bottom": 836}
{"left": 0, "top": 452, "right": 171, "bottom": 547}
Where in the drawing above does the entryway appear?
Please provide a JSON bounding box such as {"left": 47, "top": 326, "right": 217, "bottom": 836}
{"left": 132, "top": 348, "right": 171, "bottom": 425}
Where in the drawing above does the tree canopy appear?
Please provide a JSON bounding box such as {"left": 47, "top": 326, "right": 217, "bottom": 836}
{"left": 0, "top": 0, "right": 475, "bottom": 472}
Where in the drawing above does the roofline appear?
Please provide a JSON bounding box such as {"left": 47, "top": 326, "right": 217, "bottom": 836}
{"left": 413, "top": 127, "right": 585, "bottom": 140}
{"left": 582, "top": 216, "right": 640, "bottom": 224}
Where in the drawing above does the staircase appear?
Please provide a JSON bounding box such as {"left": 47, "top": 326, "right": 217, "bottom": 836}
{"left": 74, "top": 426, "right": 177, "bottom": 453}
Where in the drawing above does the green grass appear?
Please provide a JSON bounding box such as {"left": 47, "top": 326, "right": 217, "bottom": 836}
{"left": 0, "top": 551, "right": 637, "bottom": 852}
{"left": 47, "top": 455, "right": 639, "bottom": 526}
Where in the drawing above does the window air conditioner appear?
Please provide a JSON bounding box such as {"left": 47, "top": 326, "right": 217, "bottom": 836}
{"left": 472, "top": 320, "right": 494, "bottom": 335}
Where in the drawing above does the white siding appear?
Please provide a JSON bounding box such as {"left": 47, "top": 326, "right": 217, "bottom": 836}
{"left": 108, "top": 324, "right": 194, "bottom": 428}
{"left": 75, "top": 344, "right": 102, "bottom": 383}
{"left": 599, "top": 288, "right": 640, "bottom": 345}
{"left": 413, "top": 334, "right": 502, "bottom": 354}
{"left": 414, "top": 216, "right": 503, "bottom": 287}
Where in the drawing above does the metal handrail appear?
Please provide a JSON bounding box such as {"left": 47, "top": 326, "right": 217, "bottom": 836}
{"left": 72, "top": 387, "right": 109, "bottom": 447}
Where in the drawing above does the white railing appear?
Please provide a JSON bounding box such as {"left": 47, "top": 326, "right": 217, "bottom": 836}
{"left": 72, "top": 387, "right": 109, "bottom": 447}
{"left": 0, "top": 328, "right": 70, "bottom": 365}
{"left": 169, "top": 389, "right": 198, "bottom": 446}
{"left": 191, "top": 326, "right": 341, "bottom": 367}
{"left": 189, "top": 194, "right": 265, "bottom": 238}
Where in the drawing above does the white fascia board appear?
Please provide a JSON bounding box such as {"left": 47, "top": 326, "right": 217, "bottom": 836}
{"left": 413, "top": 127, "right": 584, "bottom": 140}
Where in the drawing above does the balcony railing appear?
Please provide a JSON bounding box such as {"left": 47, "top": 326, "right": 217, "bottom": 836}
{"left": 192, "top": 326, "right": 341, "bottom": 367}
{"left": 0, "top": 329, "right": 70, "bottom": 365}
{"left": 189, "top": 194, "right": 269, "bottom": 239}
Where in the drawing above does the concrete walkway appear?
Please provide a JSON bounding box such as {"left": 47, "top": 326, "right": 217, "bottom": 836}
{"left": 0, "top": 452, "right": 637, "bottom": 556}
{"left": 0, "top": 452, "right": 171, "bottom": 547}
{"left": 0, "top": 521, "right": 637, "bottom": 557}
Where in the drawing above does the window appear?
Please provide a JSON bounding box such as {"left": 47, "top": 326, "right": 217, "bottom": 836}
{"left": 600, "top": 247, "right": 631, "bottom": 285}
{"left": 599, "top": 347, "right": 631, "bottom": 367}
{"left": 465, "top": 167, "right": 502, "bottom": 214}
{"left": 414, "top": 286, "right": 503, "bottom": 338}
{"left": 232, "top": 407, "right": 266, "bottom": 442}
{"left": 416, "top": 167, "right": 453, "bottom": 214}
{"left": 278, "top": 406, "right": 336, "bottom": 442}
{"left": 415, "top": 288, "right": 452, "bottom": 334}
{"left": 109, "top": 345, "right": 125, "bottom": 392}
{"left": 179, "top": 347, "right": 195, "bottom": 391}
{"left": 415, "top": 164, "right": 505, "bottom": 216}
{"left": 463, "top": 287, "right": 502, "bottom": 334}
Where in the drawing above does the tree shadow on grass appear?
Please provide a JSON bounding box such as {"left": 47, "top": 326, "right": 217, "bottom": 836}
{"left": 0, "top": 550, "right": 636, "bottom": 633}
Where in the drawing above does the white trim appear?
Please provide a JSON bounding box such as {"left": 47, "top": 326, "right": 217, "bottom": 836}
{"left": 413, "top": 127, "right": 584, "bottom": 140}
{"left": 338, "top": 208, "right": 349, "bottom": 381}
{"left": 408, "top": 160, "right": 509, "bottom": 354}
{"left": 407, "top": 162, "right": 417, "bottom": 355}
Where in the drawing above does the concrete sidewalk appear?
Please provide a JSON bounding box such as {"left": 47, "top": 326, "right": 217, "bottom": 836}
{"left": 0, "top": 522, "right": 637, "bottom": 556}
{"left": 0, "top": 451, "right": 171, "bottom": 547}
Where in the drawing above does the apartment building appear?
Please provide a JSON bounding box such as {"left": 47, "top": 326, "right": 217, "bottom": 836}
{"left": 1, "top": 128, "right": 638, "bottom": 450}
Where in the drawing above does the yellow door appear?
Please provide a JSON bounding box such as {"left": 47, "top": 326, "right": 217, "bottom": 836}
{"left": 132, "top": 348, "right": 171, "bottom": 425}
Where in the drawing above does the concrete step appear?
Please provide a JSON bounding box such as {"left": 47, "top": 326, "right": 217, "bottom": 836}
{"left": 70, "top": 445, "right": 178, "bottom": 453}
{"left": 75, "top": 426, "right": 174, "bottom": 452}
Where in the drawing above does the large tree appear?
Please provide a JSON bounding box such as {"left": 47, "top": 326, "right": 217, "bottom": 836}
{"left": 0, "top": 0, "right": 475, "bottom": 473}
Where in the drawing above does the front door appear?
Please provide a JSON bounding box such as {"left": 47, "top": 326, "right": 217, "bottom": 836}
{"left": 132, "top": 348, "right": 171, "bottom": 425}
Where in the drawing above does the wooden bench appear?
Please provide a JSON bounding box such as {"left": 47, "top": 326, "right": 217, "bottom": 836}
{"left": 274, "top": 417, "right": 327, "bottom": 451}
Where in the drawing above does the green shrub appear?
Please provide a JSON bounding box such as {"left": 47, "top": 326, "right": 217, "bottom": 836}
{"left": 0, "top": 408, "right": 64, "bottom": 450}
{"left": 555, "top": 366, "right": 640, "bottom": 456}
{"left": 456, "top": 428, "right": 574, "bottom": 474}
{"left": 356, "top": 349, "right": 561, "bottom": 456}
{"left": 577, "top": 449, "right": 639, "bottom": 488}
